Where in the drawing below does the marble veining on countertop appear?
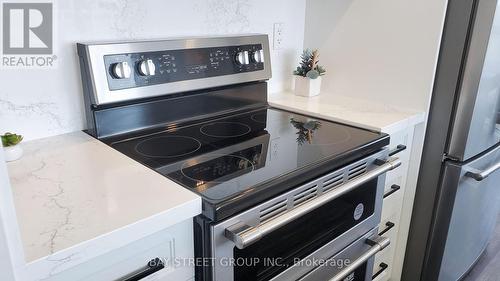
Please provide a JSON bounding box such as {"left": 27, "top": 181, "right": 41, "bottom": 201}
{"left": 6, "top": 131, "right": 201, "bottom": 265}
{"left": 268, "top": 91, "right": 425, "bottom": 133}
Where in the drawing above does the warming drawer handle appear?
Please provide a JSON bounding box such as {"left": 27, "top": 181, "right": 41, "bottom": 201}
{"left": 465, "top": 161, "right": 500, "bottom": 181}
{"left": 224, "top": 158, "right": 401, "bottom": 249}
{"left": 328, "top": 236, "right": 390, "bottom": 281}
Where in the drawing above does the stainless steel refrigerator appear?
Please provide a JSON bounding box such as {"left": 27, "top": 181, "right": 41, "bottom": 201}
{"left": 403, "top": 0, "right": 500, "bottom": 280}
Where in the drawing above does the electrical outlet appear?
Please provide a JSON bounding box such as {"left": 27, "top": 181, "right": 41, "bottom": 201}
{"left": 273, "top": 23, "right": 284, "bottom": 50}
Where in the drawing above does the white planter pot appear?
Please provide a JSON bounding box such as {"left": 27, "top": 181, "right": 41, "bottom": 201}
{"left": 4, "top": 145, "right": 23, "bottom": 162}
{"left": 294, "top": 76, "right": 322, "bottom": 97}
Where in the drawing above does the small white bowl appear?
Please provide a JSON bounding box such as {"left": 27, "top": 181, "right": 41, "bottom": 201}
{"left": 4, "top": 145, "right": 23, "bottom": 162}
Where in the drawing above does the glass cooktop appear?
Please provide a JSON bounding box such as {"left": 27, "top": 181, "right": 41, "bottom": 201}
{"left": 110, "top": 107, "right": 388, "bottom": 204}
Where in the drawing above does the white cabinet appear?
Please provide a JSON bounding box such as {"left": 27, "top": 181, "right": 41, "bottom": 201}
{"left": 43, "top": 219, "right": 195, "bottom": 281}
{"left": 373, "top": 124, "right": 418, "bottom": 281}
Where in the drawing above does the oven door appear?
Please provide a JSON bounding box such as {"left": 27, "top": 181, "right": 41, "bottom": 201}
{"left": 209, "top": 151, "right": 400, "bottom": 281}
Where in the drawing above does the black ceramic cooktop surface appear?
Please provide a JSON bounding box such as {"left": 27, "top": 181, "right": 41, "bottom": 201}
{"left": 110, "top": 107, "right": 388, "bottom": 219}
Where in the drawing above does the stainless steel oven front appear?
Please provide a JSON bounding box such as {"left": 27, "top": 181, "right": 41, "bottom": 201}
{"left": 195, "top": 149, "right": 400, "bottom": 281}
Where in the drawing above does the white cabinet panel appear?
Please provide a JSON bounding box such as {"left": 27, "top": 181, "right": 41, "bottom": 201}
{"left": 378, "top": 124, "right": 420, "bottom": 281}
{"left": 43, "top": 219, "right": 194, "bottom": 281}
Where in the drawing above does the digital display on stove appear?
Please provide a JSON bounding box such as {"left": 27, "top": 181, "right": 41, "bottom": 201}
{"left": 184, "top": 49, "right": 205, "bottom": 66}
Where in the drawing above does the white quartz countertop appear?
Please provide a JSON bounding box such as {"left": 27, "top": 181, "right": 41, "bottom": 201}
{"left": 269, "top": 91, "right": 425, "bottom": 133}
{"left": 6, "top": 131, "right": 201, "bottom": 274}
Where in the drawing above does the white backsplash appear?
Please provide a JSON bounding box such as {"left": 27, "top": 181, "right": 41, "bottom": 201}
{"left": 0, "top": 0, "right": 305, "bottom": 140}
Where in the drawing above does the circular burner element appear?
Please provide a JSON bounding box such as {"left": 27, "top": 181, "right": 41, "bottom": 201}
{"left": 200, "top": 122, "right": 251, "bottom": 138}
{"left": 180, "top": 154, "right": 255, "bottom": 184}
{"left": 250, "top": 113, "right": 267, "bottom": 124}
{"left": 135, "top": 135, "right": 202, "bottom": 158}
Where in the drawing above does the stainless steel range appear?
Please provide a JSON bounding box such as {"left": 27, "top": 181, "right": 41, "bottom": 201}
{"left": 77, "top": 34, "right": 401, "bottom": 281}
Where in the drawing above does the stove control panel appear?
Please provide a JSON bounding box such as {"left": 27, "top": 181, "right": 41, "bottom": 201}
{"left": 104, "top": 44, "right": 265, "bottom": 91}
{"left": 78, "top": 35, "right": 271, "bottom": 105}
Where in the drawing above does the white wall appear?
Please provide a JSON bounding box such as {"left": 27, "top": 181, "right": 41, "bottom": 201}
{"left": 303, "top": 0, "right": 448, "bottom": 112}
{"left": 0, "top": 0, "right": 306, "bottom": 141}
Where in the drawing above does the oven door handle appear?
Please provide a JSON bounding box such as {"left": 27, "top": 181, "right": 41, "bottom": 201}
{"left": 327, "top": 236, "right": 390, "bottom": 281}
{"left": 224, "top": 157, "right": 401, "bottom": 249}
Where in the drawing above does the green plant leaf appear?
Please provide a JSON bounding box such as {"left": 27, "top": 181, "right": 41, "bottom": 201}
{"left": 306, "top": 70, "right": 320, "bottom": 79}
{"left": 1, "top": 132, "right": 23, "bottom": 147}
{"left": 295, "top": 49, "right": 326, "bottom": 77}
{"left": 316, "top": 65, "right": 326, "bottom": 75}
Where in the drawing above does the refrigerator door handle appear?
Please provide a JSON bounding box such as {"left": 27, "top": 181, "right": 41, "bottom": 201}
{"left": 465, "top": 161, "right": 500, "bottom": 181}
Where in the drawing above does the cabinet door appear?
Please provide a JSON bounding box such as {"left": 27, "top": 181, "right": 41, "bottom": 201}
{"left": 44, "top": 220, "right": 195, "bottom": 281}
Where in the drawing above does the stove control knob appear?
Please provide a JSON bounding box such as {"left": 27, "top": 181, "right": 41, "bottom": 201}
{"left": 138, "top": 59, "right": 156, "bottom": 76}
{"left": 235, "top": 51, "right": 249, "bottom": 65}
{"left": 251, "top": 49, "right": 265, "bottom": 63}
{"left": 111, "top": 62, "right": 131, "bottom": 79}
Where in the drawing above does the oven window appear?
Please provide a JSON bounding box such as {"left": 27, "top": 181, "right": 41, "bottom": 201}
{"left": 233, "top": 179, "right": 377, "bottom": 281}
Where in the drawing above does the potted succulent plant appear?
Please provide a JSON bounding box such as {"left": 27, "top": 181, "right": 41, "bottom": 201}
{"left": 293, "top": 49, "right": 326, "bottom": 97}
{"left": 2, "top": 133, "right": 24, "bottom": 162}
